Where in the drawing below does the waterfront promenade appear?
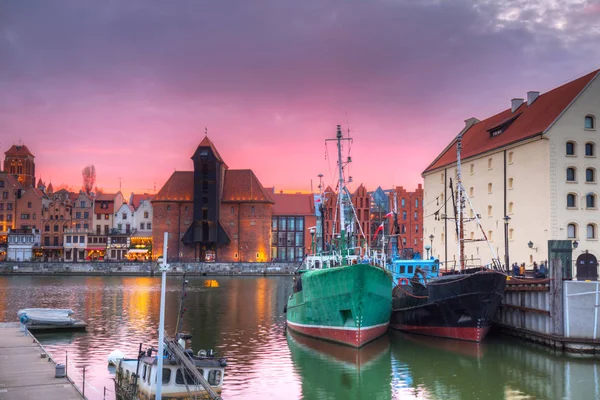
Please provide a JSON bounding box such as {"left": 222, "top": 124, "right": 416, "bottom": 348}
{"left": 0, "top": 323, "right": 84, "bottom": 400}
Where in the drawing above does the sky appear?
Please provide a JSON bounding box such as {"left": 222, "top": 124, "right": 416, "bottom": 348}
{"left": 1, "top": 0, "right": 600, "bottom": 196}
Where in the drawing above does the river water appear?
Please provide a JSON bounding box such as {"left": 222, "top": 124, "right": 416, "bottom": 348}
{"left": 1, "top": 275, "right": 599, "bottom": 400}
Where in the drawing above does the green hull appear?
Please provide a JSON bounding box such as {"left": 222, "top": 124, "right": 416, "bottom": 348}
{"left": 286, "top": 263, "right": 392, "bottom": 347}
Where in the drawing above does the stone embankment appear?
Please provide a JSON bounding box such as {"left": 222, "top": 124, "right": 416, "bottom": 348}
{"left": 0, "top": 261, "right": 299, "bottom": 276}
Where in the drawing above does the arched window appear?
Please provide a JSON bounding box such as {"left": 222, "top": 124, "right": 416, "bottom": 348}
{"left": 587, "top": 224, "right": 597, "bottom": 239}
{"left": 441, "top": 233, "right": 445, "bottom": 243}
{"left": 567, "top": 167, "right": 576, "bottom": 182}
{"left": 487, "top": 205, "right": 492, "bottom": 216}
{"left": 508, "top": 151, "right": 514, "bottom": 164}
{"left": 508, "top": 202, "right": 514, "bottom": 214}
{"left": 488, "top": 183, "right": 492, "bottom": 194}
{"left": 587, "top": 168, "right": 596, "bottom": 183}
{"left": 488, "top": 158, "right": 493, "bottom": 169}
{"left": 586, "top": 142, "right": 595, "bottom": 157}
{"left": 509, "top": 228, "right": 514, "bottom": 240}
{"left": 586, "top": 193, "right": 596, "bottom": 208}
{"left": 567, "top": 223, "right": 577, "bottom": 239}
{"left": 585, "top": 115, "right": 595, "bottom": 130}
{"left": 469, "top": 187, "right": 474, "bottom": 197}
{"left": 566, "top": 141, "right": 576, "bottom": 156}
{"left": 469, "top": 164, "right": 474, "bottom": 174}
{"left": 567, "top": 194, "right": 576, "bottom": 208}
{"left": 440, "top": 172, "right": 444, "bottom": 183}
{"left": 508, "top": 178, "right": 514, "bottom": 189}
{"left": 488, "top": 231, "right": 493, "bottom": 241}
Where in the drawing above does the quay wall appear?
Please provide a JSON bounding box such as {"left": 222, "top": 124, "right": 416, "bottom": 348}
{"left": 0, "top": 261, "right": 299, "bottom": 276}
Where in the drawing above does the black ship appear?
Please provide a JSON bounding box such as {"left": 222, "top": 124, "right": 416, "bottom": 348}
{"left": 389, "top": 267, "right": 506, "bottom": 342}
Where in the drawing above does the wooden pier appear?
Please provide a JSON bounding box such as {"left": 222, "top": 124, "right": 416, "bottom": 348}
{"left": 0, "top": 323, "right": 84, "bottom": 400}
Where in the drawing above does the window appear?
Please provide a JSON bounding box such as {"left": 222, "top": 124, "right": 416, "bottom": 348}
{"left": 508, "top": 151, "right": 514, "bottom": 164}
{"left": 167, "top": 205, "right": 171, "bottom": 211}
{"left": 414, "top": 212, "right": 418, "bottom": 220}
{"left": 66, "top": 236, "right": 72, "bottom": 244}
{"left": 487, "top": 205, "right": 492, "bottom": 216}
{"left": 415, "top": 199, "right": 419, "bottom": 208}
{"left": 80, "top": 201, "right": 85, "bottom": 208}
{"left": 586, "top": 193, "right": 596, "bottom": 208}
{"left": 140, "top": 222, "right": 145, "bottom": 229}
{"left": 567, "top": 223, "right": 577, "bottom": 238}
{"left": 585, "top": 115, "right": 595, "bottom": 129}
{"left": 567, "top": 194, "right": 576, "bottom": 208}
{"left": 586, "top": 168, "right": 596, "bottom": 183}
{"left": 566, "top": 141, "right": 576, "bottom": 156}
{"left": 488, "top": 230, "right": 493, "bottom": 241}
{"left": 567, "top": 167, "right": 576, "bottom": 182}
{"left": 251, "top": 206, "right": 255, "bottom": 215}
{"left": 508, "top": 202, "right": 514, "bottom": 214}
{"left": 27, "top": 202, "right": 32, "bottom": 208}
{"left": 509, "top": 228, "right": 514, "bottom": 240}
{"left": 73, "top": 236, "right": 78, "bottom": 243}
{"left": 470, "top": 164, "right": 474, "bottom": 174}
{"left": 208, "top": 370, "right": 222, "bottom": 386}
{"left": 230, "top": 207, "right": 234, "bottom": 215}
{"left": 96, "top": 213, "right": 101, "bottom": 220}
{"left": 402, "top": 211, "right": 407, "bottom": 221}
{"left": 122, "top": 212, "right": 127, "bottom": 220}
{"left": 440, "top": 173, "right": 444, "bottom": 183}
{"left": 488, "top": 158, "right": 492, "bottom": 169}
{"left": 76, "top": 212, "right": 81, "bottom": 219}
{"left": 84, "top": 212, "right": 89, "bottom": 218}
{"left": 53, "top": 236, "right": 59, "bottom": 246}
{"left": 54, "top": 224, "right": 59, "bottom": 232}
{"left": 587, "top": 224, "right": 597, "bottom": 239}
{"left": 161, "top": 368, "right": 171, "bottom": 384}
{"left": 488, "top": 183, "right": 492, "bottom": 194}
{"left": 415, "top": 224, "right": 419, "bottom": 233}
{"left": 147, "top": 223, "right": 151, "bottom": 230}
{"left": 586, "top": 143, "right": 595, "bottom": 157}
{"left": 104, "top": 214, "right": 109, "bottom": 220}
{"left": 401, "top": 198, "right": 405, "bottom": 207}
{"left": 469, "top": 187, "right": 474, "bottom": 197}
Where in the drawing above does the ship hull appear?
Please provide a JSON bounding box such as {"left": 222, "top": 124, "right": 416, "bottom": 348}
{"left": 390, "top": 271, "right": 506, "bottom": 342}
{"left": 286, "top": 263, "right": 392, "bottom": 348}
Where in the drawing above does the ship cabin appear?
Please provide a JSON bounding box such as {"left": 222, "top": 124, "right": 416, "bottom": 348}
{"left": 389, "top": 254, "right": 440, "bottom": 286}
{"left": 115, "top": 352, "right": 225, "bottom": 399}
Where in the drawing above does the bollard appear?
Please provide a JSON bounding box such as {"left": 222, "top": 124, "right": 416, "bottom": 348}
{"left": 82, "top": 366, "right": 86, "bottom": 398}
{"left": 55, "top": 363, "right": 66, "bottom": 378}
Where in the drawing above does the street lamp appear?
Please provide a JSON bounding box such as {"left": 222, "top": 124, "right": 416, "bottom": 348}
{"left": 527, "top": 241, "right": 538, "bottom": 252}
{"left": 504, "top": 215, "right": 511, "bottom": 273}
{"left": 428, "top": 234, "right": 434, "bottom": 257}
{"left": 309, "top": 227, "right": 316, "bottom": 254}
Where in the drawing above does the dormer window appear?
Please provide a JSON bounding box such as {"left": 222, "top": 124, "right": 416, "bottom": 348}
{"left": 488, "top": 114, "right": 520, "bottom": 138}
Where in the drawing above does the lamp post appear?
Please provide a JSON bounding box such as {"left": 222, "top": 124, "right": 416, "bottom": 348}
{"left": 309, "top": 227, "right": 316, "bottom": 254}
{"left": 428, "top": 234, "right": 434, "bottom": 258}
{"left": 504, "top": 215, "right": 510, "bottom": 273}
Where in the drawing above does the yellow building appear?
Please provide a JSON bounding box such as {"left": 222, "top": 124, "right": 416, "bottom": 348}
{"left": 423, "top": 69, "right": 600, "bottom": 278}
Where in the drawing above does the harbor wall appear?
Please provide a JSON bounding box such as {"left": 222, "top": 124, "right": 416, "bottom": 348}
{"left": 0, "top": 261, "right": 299, "bottom": 276}
{"left": 496, "top": 258, "right": 600, "bottom": 353}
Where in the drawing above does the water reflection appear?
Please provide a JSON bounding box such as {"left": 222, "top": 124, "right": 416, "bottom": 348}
{"left": 1, "top": 276, "right": 599, "bottom": 400}
{"left": 287, "top": 331, "right": 392, "bottom": 400}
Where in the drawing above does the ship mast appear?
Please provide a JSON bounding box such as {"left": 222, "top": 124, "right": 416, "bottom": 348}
{"left": 326, "top": 125, "right": 352, "bottom": 263}
{"left": 456, "top": 133, "right": 465, "bottom": 270}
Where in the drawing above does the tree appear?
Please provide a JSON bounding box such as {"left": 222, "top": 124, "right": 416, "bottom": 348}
{"left": 82, "top": 165, "right": 96, "bottom": 195}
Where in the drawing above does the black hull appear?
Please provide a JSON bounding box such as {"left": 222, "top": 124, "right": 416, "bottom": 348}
{"left": 390, "top": 271, "right": 507, "bottom": 342}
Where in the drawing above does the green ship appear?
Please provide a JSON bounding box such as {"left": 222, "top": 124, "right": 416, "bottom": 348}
{"left": 285, "top": 125, "right": 392, "bottom": 347}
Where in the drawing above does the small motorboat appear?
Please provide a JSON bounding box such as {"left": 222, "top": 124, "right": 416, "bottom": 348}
{"left": 17, "top": 308, "right": 87, "bottom": 331}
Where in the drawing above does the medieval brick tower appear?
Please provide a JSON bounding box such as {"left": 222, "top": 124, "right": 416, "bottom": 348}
{"left": 182, "top": 136, "right": 230, "bottom": 260}
{"left": 4, "top": 144, "right": 35, "bottom": 188}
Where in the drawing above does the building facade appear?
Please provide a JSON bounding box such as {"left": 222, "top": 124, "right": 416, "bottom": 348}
{"left": 71, "top": 192, "right": 93, "bottom": 232}
{"left": 270, "top": 191, "right": 316, "bottom": 261}
{"left": 152, "top": 136, "right": 274, "bottom": 262}
{"left": 4, "top": 144, "right": 35, "bottom": 188}
{"left": 0, "top": 173, "right": 23, "bottom": 261}
{"left": 388, "top": 184, "right": 424, "bottom": 255}
{"left": 423, "top": 69, "right": 600, "bottom": 277}
{"left": 15, "top": 187, "right": 46, "bottom": 231}
{"left": 7, "top": 228, "right": 39, "bottom": 261}
{"left": 40, "top": 194, "right": 73, "bottom": 261}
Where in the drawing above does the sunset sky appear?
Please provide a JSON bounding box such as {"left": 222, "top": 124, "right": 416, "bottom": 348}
{"left": 2, "top": 1, "right": 600, "bottom": 196}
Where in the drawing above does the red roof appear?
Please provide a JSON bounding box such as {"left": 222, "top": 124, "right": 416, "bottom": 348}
{"left": 153, "top": 172, "right": 194, "bottom": 202}
{"left": 424, "top": 69, "right": 600, "bottom": 174}
{"left": 4, "top": 144, "right": 34, "bottom": 158}
{"left": 130, "top": 193, "right": 154, "bottom": 210}
{"left": 192, "top": 136, "right": 228, "bottom": 169}
{"left": 221, "top": 170, "right": 273, "bottom": 203}
{"left": 153, "top": 169, "right": 273, "bottom": 203}
{"left": 272, "top": 193, "right": 315, "bottom": 216}
{"left": 0, "top": 172, "right": 23, "bottom": 190}
{"left": 94, "top": 193, "right": 118, "bottom": 214}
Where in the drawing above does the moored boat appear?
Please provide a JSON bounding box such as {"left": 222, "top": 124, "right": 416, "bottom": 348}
{"left": 17, "top": 308, "right": 87, "bottom": 331}
{"left": 285, "top": 125, "right": 392, "bottom": 348}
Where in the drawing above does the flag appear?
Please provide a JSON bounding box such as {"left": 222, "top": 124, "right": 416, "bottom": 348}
{"left": 373, "top": 223, "right": 384, "bottom": 240}
{"left": 384, "top": 212, "right": 394, "bottom": 218}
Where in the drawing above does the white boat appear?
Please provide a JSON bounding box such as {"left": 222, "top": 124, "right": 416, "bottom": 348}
{"left": 114, "top": 335, "right": 226, "bottom": 400}
{"left": 17, "top": 308, "right": 87, "bottom": 331}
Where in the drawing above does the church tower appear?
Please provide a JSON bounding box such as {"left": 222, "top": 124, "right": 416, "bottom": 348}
{"left": 182, "top": 136, "right": 230, "bottom": 260}
{"left": 4, "top": 144, "right": 36, "bottom": 188}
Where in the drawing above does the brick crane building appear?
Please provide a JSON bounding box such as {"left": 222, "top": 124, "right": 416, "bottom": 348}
{"left": 152, "top": 136, "right": 274, "bottom": 262}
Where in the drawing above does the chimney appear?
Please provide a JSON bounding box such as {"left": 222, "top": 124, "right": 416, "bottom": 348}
{"left": 511, "top": 98, "right": 524, "bottom": 112}
{"left": 527, "top": 91, "right": 540, "bottom": 106}
{"left": 464, "top": 117, "right": 480, "bottom": 128}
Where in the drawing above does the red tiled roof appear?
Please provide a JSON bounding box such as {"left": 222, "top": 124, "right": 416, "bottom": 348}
{"left": 272, "top": 193, "right": 315, "bottom": 216}
{"left": 424, "top": 69, "right": 600, "bottom": 174}
{"left": 94, "top": 193, "right": 118, "bottom": 214}
{"left": 130, "top": 193, "right": 154, "bottom": 209}
{"left": 192, "top": 136, "right": 228, "bottom": 169}
{"left": 95, "top": 193, "right": 116, "bottom": 201}
{"left": 4, "top": 144, "right": 34, "bottom": 157}
{"left": 0, "top": 172, "right": 23, "bottom": 190}
{"left": 152, "top": 171, "right": 194, "bottom": 202}
{"left": 222, "top": 169, "right": 274, "bottom": 203}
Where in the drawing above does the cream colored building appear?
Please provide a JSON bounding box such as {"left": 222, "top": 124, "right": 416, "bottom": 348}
{"left": 422, "top": 69, "right": 600, "bottom": 278}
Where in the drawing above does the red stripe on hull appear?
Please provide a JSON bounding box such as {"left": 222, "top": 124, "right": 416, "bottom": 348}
{"left": 389, "top": 324, "right": 490, "bottom": 342}
{"left": 287, "top": 322, "right": 388, "bottom": 348}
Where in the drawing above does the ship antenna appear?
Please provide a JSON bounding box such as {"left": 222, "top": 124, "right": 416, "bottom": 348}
{"left": 456, "top": 133, "right": 465, "bottom": 271}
